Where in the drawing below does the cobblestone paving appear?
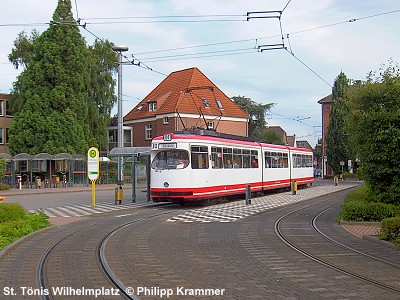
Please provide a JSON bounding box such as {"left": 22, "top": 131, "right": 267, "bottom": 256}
{"left": 167, "top": 183, "right": 358, "bottom": 223}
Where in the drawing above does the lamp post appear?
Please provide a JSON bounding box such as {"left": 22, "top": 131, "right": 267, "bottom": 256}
{"left": 112, "top": 45, "right": 129, "bottom": 189}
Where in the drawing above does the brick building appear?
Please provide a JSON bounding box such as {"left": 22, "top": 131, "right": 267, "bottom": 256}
{"left": 124, "top": 67, "right": 250, "bottom": 146}
{"left": 0, "top": 93, "right": 12, "bottom": 154}
{"left": 317, "top": 94, "right": 333, "bottom": 176}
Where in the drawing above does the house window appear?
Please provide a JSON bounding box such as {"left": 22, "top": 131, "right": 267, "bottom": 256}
{"left": 147, "top": 102, "right": 157, "bottom": 112}
{"left": 201, "top": 98, "right": 210, "bottom": 108}
{"left": 145, "top": 124, "right": 152, "bottom": 140}
{"left": 163, "top": 117, "right": 170, "bottom": 125}
{"left": 0, "top": 128, "right": 3, "bottom": 144}
{"left": 0, "top": 101, "right": 3, "bottom": 116}
{"left": 216, "top": 99, "right": 224, "bottom": 110}
{"left": 5, "top": 128, "right": 9, "bottom": 144}
{"left": 207, "top": 121, "right": 214, "bottom": 129}
{"left": 5, "top": 101, "right": 12, "bottom": 116}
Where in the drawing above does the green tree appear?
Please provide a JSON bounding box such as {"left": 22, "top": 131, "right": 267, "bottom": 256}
{"left": 348, "top": 61, "right": 400, "bottom": 205}
{"left": 326, "top": 72, "right": 351, "bottom": 174}
{"left": 232, "top": 96, "right": 274, "bottom": 139}
{"left": 259, "top": 128, "right": 284, "bottom": 145}
{"left": 8, "top": 0, "right": 116, "bottom": 155}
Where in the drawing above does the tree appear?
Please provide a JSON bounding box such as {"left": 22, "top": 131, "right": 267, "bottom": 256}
{"left": 258, "top": 128, "right": 284, "bottom": 145}
{"left": 231, "top": 96, "right": 274, "bottom": 139}
{"left": 347, "top": 60, "right": 400, "bottom": 205}
{"left": 326, "top": 72, "right": 351, "bottom": 174}
{"left": 8, "top": 0, "right": 116, "bottom": 155}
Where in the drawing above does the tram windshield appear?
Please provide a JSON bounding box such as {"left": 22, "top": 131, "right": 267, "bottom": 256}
{"left": 151, "top": 150, "right": 190, "bottom": 170}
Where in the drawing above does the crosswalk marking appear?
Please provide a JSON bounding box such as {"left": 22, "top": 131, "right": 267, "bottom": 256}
{"left": 28, "top": 201, "right": 140, "bottom": 218}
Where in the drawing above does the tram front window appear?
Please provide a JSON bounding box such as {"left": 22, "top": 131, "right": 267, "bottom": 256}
{"left": 151, "top": 150, "right": 189, "bottom": 170}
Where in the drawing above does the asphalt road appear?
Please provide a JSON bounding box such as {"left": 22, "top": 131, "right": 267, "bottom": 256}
{"left": 2, "top": 185, "right": 149, "bottom": 210}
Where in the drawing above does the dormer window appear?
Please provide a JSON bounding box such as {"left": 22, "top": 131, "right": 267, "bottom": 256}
{"left": 202, "top": 98, "right": 210, "bottom": 108}
{"left": 216, "top": 99, "right": 224, "bottom": 110}
{"left": 148, "top": 102, "right": 157, "bottom": 112}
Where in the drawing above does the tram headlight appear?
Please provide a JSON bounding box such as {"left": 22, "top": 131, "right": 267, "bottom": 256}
{"left": 164, "top": 182, "right": 169, "bottom": 188}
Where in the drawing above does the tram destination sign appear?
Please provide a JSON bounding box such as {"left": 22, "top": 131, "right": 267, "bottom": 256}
{"left": 158, "top": 143, "right": 177, "bottom": 149}
{"left": 87, "top": 147, "right": 99, "bottom": 181}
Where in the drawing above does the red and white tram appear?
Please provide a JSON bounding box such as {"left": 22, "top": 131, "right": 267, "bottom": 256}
{"left": 150, "top": 130, "right": 314, "bottom": 204}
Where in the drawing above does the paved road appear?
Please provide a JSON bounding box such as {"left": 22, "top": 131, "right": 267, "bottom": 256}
{"left": 3, "top": 180, "right": 399, "bottom": 300}
{"left": 2, "top": 184, "right": 149, "bottom": 210}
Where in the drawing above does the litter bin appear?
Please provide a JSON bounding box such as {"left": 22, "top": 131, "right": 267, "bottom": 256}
{"left": 115, "top": 186, "right": 123, "bottom": 204}
{"left": 36, "top": 177, "right": 42, "bottom": 189}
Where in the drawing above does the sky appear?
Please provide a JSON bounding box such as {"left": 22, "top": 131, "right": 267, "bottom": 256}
{"left": 1, "top": 0, "right": 400, "bottom": 147}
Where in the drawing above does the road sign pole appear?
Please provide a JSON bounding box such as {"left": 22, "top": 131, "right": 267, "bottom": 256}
{"left": 91, "top": 179, "right": 96, "bottom": 208}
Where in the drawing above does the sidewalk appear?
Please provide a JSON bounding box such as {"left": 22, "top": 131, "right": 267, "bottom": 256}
{"left": 341, "top": 222, "right": 381, "bottom": 238}
{"left": 0, "top": 183, "right": 137, "bottom": 196}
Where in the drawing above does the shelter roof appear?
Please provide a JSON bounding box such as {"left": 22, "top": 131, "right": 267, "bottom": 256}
{"left": 109, "top": 147, "right": 151, "bottom": 157}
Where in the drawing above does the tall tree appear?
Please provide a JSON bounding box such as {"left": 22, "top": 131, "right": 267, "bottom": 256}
{"left": 258, "top": 128, "right": 284, "bottom": 145}
{"left": 348, "top": 61, "right": 400, "bottom": 205}
{"left": 232, "top": 96, "right": 274, "bottom": 139}
{"left": 326, "top": 72, "right": 351, "bottom": 174}
{"left": 8, "top": 0, "right": 116, "bottom": 155}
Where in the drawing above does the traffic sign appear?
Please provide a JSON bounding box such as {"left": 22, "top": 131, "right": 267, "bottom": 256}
{"left": 87, "top": 147, "right": 99, "bottom": 181}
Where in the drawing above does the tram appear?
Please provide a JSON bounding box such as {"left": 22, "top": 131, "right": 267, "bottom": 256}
{"left": 150, "top": 130, "right": 314, "bottom": 204}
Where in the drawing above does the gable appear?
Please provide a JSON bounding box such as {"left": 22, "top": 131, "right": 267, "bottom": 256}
{"left": 124, "top": 67, "right": 249, "bottom": 121}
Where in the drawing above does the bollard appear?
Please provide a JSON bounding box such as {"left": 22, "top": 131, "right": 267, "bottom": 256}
{"left": 334, "top": 176, "right": 339, "bottom": 186}
{"left": 115, "top": 186, "right": 123, "bottom": 204}
{"left": 245, "top": 184, "right": 251, "bottom": 205}
{"left": 291, "top": 180, "right": 297, "bottom": 195}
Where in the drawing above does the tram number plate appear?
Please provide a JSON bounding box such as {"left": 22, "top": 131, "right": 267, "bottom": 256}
{"left": 158, "top": 143, "right": 177, "bottom": 149}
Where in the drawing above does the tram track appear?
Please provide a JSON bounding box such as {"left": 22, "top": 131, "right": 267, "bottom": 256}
{"left": 275, "top": 196, "right": 400, "bottom": 295}
{"left": 35, "top": 203, "right": 178, "bottom": 300}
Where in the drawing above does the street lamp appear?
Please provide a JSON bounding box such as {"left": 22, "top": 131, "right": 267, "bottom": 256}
{"left": 112, "top": 45, "right": 129, "bottom": 189}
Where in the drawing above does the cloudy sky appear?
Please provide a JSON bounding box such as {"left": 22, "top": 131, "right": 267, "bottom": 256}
{"left": 1, "top": 0, "right": 399, "bottom": 147}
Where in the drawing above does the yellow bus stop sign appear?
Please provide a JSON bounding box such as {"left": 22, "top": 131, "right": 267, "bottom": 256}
{"left": 87, "top": 147, "right": 99, "bottom": 207}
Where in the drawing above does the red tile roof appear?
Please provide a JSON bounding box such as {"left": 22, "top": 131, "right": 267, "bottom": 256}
{"left": 124, "top": 67, "right": 249, "bottom": 121}
{"left": 317, "top": 94, "right": 332, "bottom": 104}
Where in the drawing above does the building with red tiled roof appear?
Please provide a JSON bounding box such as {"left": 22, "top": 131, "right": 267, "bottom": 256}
{"left": 124, "top": 67, "right": 250, "bottom": 146}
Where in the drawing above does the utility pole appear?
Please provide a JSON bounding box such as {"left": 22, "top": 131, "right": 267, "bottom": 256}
{"left": 112, "top": 45, "right": 129, "bottom": 191}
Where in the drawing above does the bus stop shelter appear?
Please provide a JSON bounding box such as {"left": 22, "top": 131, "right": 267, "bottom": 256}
{"left": 109, "top": 146, "right": 151, "bottom": 202}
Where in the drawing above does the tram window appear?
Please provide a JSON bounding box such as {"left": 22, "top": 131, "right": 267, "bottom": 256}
{"left": 223, "top": 148, "right": 233, "bottom": 168}
{"left": 233, "top": 148, "right": 242, "bottom": 168}
{"left": 251, "top": 150, "right": 258, "bottom": 168}
{"left": 242, "top": 149, "right": 250, "bottom": 168}
{"left": 282, "top": 153, "right": 288, "bottom": 168}
{"left": 211, "top": 147, "right": 223, "bottom": 168}
{"left": 191, "top": 146, "right": 209, "bottom": 169}
{"left": 151, "top": 150, "right": 189, "bottom": 170}
{"left": 292, "top": 154, "right": 312, "bottom": 168}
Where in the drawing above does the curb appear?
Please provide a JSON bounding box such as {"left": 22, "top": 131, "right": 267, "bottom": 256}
{"left": 0, "top": 225, "right": 54, "bottom": 261}
{"left": 363, "top": 234, "right": 400, "bottom": 250}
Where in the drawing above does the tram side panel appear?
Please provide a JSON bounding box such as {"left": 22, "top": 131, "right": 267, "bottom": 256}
{"left": 261, "top": 148, "right": 292, "bottom": 190}
{"left": 289, "top": 149, "right": 314, "bottom": 186}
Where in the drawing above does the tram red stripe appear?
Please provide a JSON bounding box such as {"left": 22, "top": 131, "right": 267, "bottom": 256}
{"left": 151, "top": 177, "right": 314, "bottom": 199}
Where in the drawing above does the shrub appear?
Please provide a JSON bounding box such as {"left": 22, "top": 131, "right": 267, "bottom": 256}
{"left": 0, "top": 205, "right": 50, "bottom": 250}
{"left": 0, "top": 203, "right": 26, "bottom": 223}
{"left": 338, "top": 186, "right": 400, "bottom": 222}
{"left": 379, "top": 216, "right": 400, "bottom": 245}
{"left": 0, "top": 184, "right": 10, "bottom": 190}
{"left": 340, "top": 201, "right": 400, "bottom": 222}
